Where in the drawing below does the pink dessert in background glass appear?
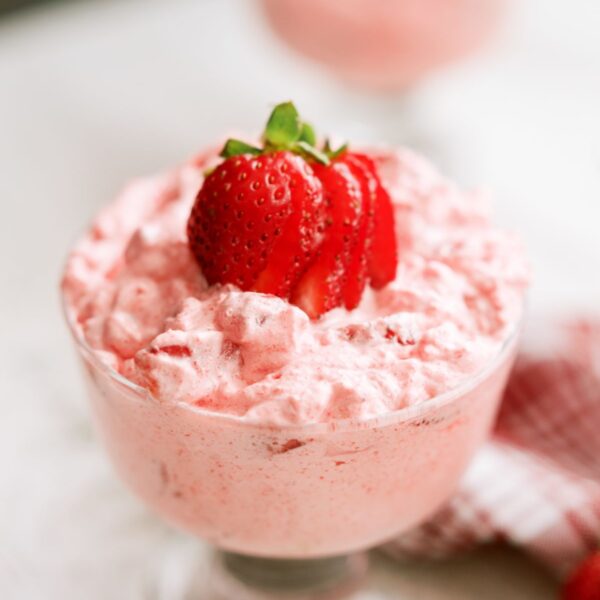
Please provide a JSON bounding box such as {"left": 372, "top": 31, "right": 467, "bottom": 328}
{"left": 62, "top": 128, "right": 527, "bottom": 597}
{"left": 259, "top": 0, "right": 506, "bottom": 91}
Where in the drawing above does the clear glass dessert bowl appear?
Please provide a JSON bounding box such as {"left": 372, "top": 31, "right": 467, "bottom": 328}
{"left": 258, "top": 0, "right": 508, "bottom": 147}
{"left": 63, "top": 292, "right": 522, "bottom": 599}
{"left": 259, "top": 0, "right": 507, "bottom": 92}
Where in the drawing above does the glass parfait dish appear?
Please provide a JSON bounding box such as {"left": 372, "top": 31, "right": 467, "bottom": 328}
{"left": 63, "top": 293, "right": 522, "bottom": 599}
{"left": 259, "top": 0, "right": 507, "bottom": 93}
{"left": 258, "top": 0, "right": 508, "bottom": 147}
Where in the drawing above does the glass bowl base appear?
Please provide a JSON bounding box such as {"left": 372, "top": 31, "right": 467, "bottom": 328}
{"left": 206, "top": 550, "right": 369, "bottom": 599}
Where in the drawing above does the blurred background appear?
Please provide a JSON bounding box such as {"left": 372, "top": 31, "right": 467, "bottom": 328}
{"left": 1, "top": 0, "right": 599, "bottom": 598}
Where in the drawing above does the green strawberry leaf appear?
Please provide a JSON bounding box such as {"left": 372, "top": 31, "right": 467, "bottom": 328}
{"left": 218, "top": 102, "right": 346, "bottom": 168}
{"left": 299, "top": 122, "right": 317, "bottom": 146}
{"left": 323, "top": 138, "right": 348, "bottom": 160}
{"left": 295, "top": 141, "right": 330, "bottom": 165}
{"left": 328, "top": 143, "right": 348, "bottom": 160}
{"left": 265, "top": 101, "right": 302, "bottom": 147}
{"left": 220, "top": 139, "right": 262, "bottom": 158}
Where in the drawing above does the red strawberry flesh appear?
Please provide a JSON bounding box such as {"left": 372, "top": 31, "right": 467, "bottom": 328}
{"left": 253, "top": 155, "right": 325, "bottom": 297}
{"left": 188, "top": 151, "right": 323, "bottom": 296}
{"left": 339, "top": 154, "right": 376, "bottom": 309}
{"left": 350, "top": 153, "right": 397, "bottom": 289}
{"left": 290, "top": 160, "right": 363, "bottom": 318}
{"left": 187, "top": 102, "right": 399, "bottom": 319}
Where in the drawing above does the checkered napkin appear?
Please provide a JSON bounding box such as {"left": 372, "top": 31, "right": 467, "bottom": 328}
{"left": 385, "top": 319, "right": 600, "bottom": 577}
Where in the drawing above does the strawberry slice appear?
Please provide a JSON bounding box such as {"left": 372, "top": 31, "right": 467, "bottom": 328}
{"left": 291, "top": 161, "right": 363, "bottom": 318}
{"left": 350, "top": 153, "right": 397, "bottom": 288}
{"left": 252, "top": 154, "right": 325, "bottom": 297}
{"left": 187, "top": 151, "right": 323, "bottom": 296}
{"left": 338, "top": 154, "right": 376, "bottom": 309}
{"left": 187, "top": 102, "right": 399, "bottom": 319}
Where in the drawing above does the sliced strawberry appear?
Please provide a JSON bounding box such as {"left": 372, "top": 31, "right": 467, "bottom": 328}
{"left": 291, "top": 160, "right": 363, "bottom": 318}
{"left": 338, "top": 154, "right": 376, "bottom": 309}
{"left": 187, "top": 102, "right": 398, "bottom": 319}
{"left": 349, "top": 153, "right": 397, "bottom": 288}
{"left": 187, "top": 151, "right": 323, "bottom": 296}
{"left": 253, "top": 156, "right": 325, "bottom": 297}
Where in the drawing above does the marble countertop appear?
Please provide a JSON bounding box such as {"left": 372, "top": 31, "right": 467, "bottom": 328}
{"left": 2, "top": 0, "right": 599, "bottom": 597}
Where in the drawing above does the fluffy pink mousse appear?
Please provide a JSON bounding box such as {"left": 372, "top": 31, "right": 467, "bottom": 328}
{"left": 63, "top": 147, "right": 528, "bottom": 425}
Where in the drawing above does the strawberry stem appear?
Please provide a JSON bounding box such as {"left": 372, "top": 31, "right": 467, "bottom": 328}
{"left": 294, "top": 141, "right": 330, "bottom": 164}
{"left": 299, "top": 122, "right": 317, "bottom": 145}
{"left": 218, "top": 101, "right": 347, "bottom": 167}
{"left": 324, "top": 139, "right": 349, "bottom": 160}
{"left": 264, "top": 101, "right": 302, "bottom": 146}
{"left": 220, "top": 139, "right": 262, "bottom": 159}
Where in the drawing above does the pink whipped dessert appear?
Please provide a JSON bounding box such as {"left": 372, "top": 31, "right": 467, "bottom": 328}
{"left": 62, "top": 104, "right": 527, "bottom": 557}
{"left": 260, "top": 0, "right": 506, "bottom": 91}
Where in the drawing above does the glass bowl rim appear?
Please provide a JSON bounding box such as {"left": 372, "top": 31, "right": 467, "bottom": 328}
{"left": 62, "top": 288, "right": 524, "bottom": 434}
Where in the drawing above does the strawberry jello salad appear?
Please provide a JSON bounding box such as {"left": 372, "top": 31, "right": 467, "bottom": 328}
{"left": 62, "top": 103, "right": 528, "bottom": 557}
{"left": 63, "top": 103, "right": 527, "bottom": 426}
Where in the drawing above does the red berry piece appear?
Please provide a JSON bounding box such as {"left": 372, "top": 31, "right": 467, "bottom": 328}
{"left": 338, "top": 153, "right": 376, "bottom": 309}
{"left": 186, "top": 101, "right": 399, "bottom": 319}
{"left": 253, "top": 156, "right": 325, "bottom": 297}
{"left": 291, "top": 160, "right": 363, "bottom": 318}
{"left": 188, "top": 151, "right": 323, "bottom": 296}
{"left": 350, "top": 153, "right": 397, "bottom": 288}
{"left": 562, "top": 551, "right": 600, "bottom": 600}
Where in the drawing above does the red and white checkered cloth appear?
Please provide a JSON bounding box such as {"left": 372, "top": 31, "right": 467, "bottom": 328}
{"left": 386, "top": 318, "right": 600, "bottom": 578}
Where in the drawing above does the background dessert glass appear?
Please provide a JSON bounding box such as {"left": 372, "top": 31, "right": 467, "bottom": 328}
{"left": 63, "top": 294, "right": 522, "bottom": 599}
{"left": 258, "top": 0, "right": 507, "bottom": 145}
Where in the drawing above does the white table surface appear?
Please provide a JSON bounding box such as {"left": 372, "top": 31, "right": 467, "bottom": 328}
{"left": 1, "top": 0, "right": 599, "bottom": 597}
